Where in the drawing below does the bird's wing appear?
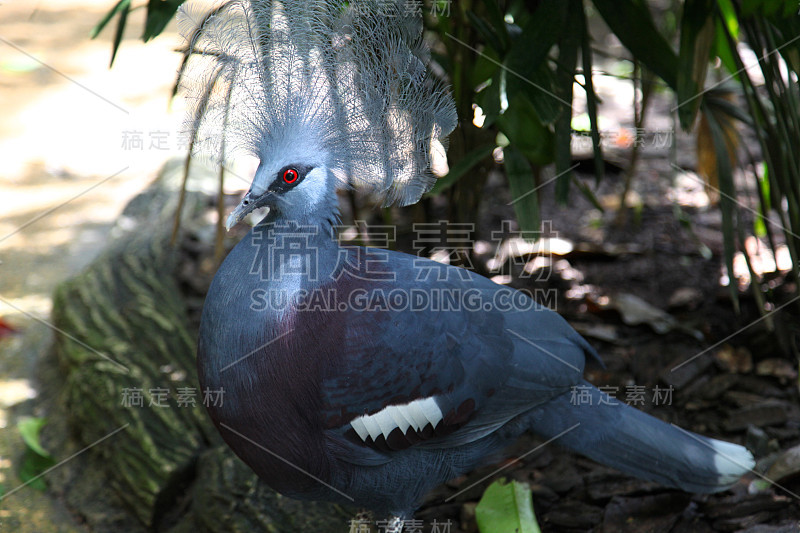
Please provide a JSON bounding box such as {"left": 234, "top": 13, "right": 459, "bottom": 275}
{"left": 317, "top": 247, "right": 594, "bottom": 459}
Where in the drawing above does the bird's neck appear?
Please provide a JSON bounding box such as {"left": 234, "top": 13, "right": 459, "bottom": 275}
{"left": 198, "top": 193, "right": 344, "bottom": 388}
{"left": 262, "top": 207, "right": 341, "bottom": 242}
{"left": 249, "top": 197, "right": 342, "bottom": 290}
{"left": 267, "top": 185, "right": 342, "bottom": 235}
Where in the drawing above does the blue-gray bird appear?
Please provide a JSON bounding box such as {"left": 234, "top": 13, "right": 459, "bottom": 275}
{"left": 179, "top": 0, "right": 755, "bottom": 529}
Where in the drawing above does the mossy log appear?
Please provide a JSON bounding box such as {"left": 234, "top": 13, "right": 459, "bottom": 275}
{"left": 170, "top": 446, "right": 352, "bottom": 533}
{"left": 51, "top": 163, "right": 212, "bottom": 526}
{"left": 49, "top": 160, "right": 348, "bottom": 531}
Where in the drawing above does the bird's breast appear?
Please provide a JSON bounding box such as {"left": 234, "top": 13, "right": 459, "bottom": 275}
{"left": 198, "top": 276, "right": 343, "bottom": 493}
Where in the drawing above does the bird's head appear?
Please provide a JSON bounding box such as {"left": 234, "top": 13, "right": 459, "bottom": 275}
{"left": 180, "top": 0, "right": 457, "bottom": 231}
{"left": 226, "top": 149, "right": 334, "bottom": 230}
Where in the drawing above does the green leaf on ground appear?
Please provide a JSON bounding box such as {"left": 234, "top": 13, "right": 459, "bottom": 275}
{"left": 17, "top": 417, "right": 56, "bottom": 491}
{"left": 18, "top": 417, "right": 50, "bottom": 458}
{"left": 476, "top": 479, "right": 541, "bottom": 533}
{"left": 18, "top": 449, "right": 55, "bottom": 491}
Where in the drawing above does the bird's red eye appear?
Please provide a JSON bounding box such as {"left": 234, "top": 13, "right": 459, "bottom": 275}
{"left": 283, "top": 168, "right": 299, "bottom": 184}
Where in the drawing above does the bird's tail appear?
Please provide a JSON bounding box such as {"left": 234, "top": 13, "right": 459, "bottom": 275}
{"left": 526, "top": 381, "right": 754, "bottom": 493}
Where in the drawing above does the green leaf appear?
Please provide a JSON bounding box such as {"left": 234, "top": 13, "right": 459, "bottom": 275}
{"left": 760, "top": 161, "right": 771, "bottom": 210}
{"left": 428, "top": 144, "right": 496, "bottom": 195}
{"left": 702, "top": 103, "right": 739, "bottom": 309}
{"left": 772, "top": 17, "right": 800, "bottom": 74}
{"left": 17, "top": 417, "right": 55, "bottom": 492}
{"left": 476, "top": 479, "right": 541, "bottom": 533}
{"left": 109, "top": 0, "right": 132, "bottom": 67}
{"left": 496, "top": 95, "right": 554, "bottom": 166}
{"left": 467, "top": 11, "right": 506, "bottom": 55}
{"left": 18, "top": 417, "right": 51, "bottom": 459}
{"left": 514, "top": 63, "right": 563, "bottom": 126}
{"left": 481, "top": 0, "right": 510, "bottom": 52}
{"left": 143, "top": 0, "right": 183, "bottom": 42}
{"left": 554, "top": 0, "right": 582, "bottom": 203}
{"left": 753, "top": 208, "right": 767, "bottom": 237}
{"left": 504, "top": 145, "right": 541, "bottom": 235}
{"left": 18, "top": 449, "right": 55, "bottom": 491}
{"left": 754, "top": 161, "right": 770, "bottom": 237}
{"left": 761, "top": 0, "right": 783, "bottom": 17}
{"left": 505, "top": 1, "right": 570, "bottom": 125}
{"left": 90, "top": 0, "right": 129, "bottom": 39}
{"left": 740, "top": 0, "right": 762, "bottom": 17}
{"left": 506, "top": 0, "right": 568, "bottom": 76}
{"left": 591, "top": 0, "right": 679, "bottom": 90}
{"left": 704, "top": 90, "right": 753, "bottom": 126}
{"left": 471, "top": 49, "right": 503, "bottom": 90}
{"left": 716, "top": 0, "right": 739, "bottom": 39}
{"left": 713, "top": 18, "right": 740, "bottom": 78}
{"left": 677, "top": 0, "right": 715, "bottom": 129}
{"left": 572, "top": 174, "right": 605, "bottom": 212}
{"left": 476, "top": 74, "right": 503, "bottom": 128}
{"left": 579, "top": 7, "right": 604, "bottom": 185}
{"left": 739, "top": 0, "right": 790, "bottom": 17}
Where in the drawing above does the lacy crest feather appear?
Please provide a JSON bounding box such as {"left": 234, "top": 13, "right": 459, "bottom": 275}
{"left": 177, "top": 0, "right": 457, "bottom": 206}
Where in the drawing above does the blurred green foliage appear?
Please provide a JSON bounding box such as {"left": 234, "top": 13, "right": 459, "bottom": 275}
{"left": 95, "top": 0, "right": 800, "bottom": 343}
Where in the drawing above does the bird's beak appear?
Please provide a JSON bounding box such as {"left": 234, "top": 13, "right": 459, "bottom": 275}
{"left": 225, "top": 190, "right": 256, "bottom": 231}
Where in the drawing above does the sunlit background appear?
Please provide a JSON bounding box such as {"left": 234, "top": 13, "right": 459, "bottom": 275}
{"left": 0, "top": 2, "right": 188, "bottom": 526}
